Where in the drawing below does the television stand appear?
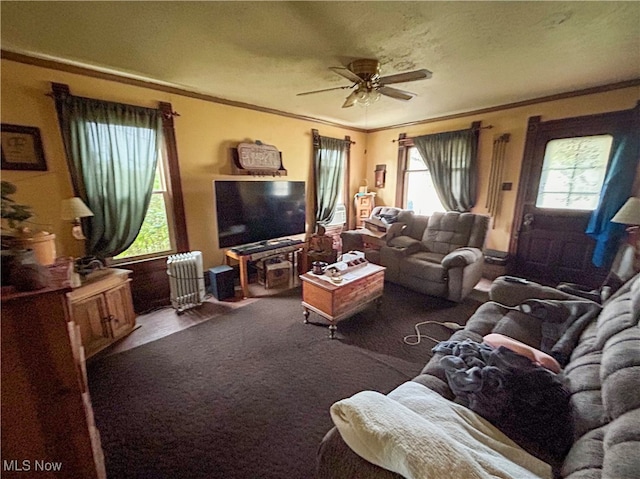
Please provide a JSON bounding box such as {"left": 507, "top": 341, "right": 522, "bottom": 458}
{"left": 230, "top": 238, "right": 304, "bottom": 256}
{"left": 225, "top": 239, "right": 307, "bottom": 298}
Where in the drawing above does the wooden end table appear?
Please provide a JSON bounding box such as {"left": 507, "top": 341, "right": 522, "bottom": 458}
{"left": 299, "top": 263, "right": 385, "bottom": 338}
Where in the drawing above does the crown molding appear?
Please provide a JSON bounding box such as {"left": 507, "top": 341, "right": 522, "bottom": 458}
{"left": 1, "top": 49, "right": 367, "bottom": 134}
{"left": 369, "top": 79, "right": 640, "bottom": 133}
{"left": 3, "top": 49, "right": 638, "bottom": 135}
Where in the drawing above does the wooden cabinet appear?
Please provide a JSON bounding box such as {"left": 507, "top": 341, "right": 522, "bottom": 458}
{"left": 300, "top": 263, "right": 385, "bottom": 338}
{"left": 66, "top": 269, "right": 136, "bottom": 359}
{"left": 354, "top": 193, "right": 376, "bottom": 228}
{"left": 1, "top": 283, "right": 106, "bottom": 478}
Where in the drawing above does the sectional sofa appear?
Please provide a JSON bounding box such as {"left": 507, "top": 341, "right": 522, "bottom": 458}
{"left": 317, "top": 272, "right": 640, "bottom": 479}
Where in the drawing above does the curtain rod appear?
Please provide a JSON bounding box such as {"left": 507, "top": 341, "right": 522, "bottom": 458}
{"left": 311, "top": 128, "right": 356, "bottom": 145}
{"left": 44, "top": 87, "right": 180, "bottom": 117}
{"left": 318, "top": 138, "right": 357, "bottom": 144}
{"left": 392, "top": 124, "right": 493, "bottom": 143}
{"left": 311, "top": 135, "right": 356, "bottom": 145}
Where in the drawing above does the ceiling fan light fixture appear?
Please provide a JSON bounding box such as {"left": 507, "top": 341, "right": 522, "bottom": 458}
{"left": 299, "top": 58, "right": 430, "bottom": 109}
{"left": 355, "top": 89, "right": 381, "bottom": 107}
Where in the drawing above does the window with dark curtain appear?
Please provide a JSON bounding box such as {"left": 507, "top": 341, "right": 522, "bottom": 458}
{"left": 52, "top": 84, "right": 186, "bottom": 262}
{"left": 311, "top": 130, "right": 350, "bottom": 233}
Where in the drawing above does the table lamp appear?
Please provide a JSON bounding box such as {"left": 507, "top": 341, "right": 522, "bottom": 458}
{"left": 61, "top": 197, "right": 94, "bottom": 240}
{"left": 611, "top": 196, "right": 640, "bottom": 247}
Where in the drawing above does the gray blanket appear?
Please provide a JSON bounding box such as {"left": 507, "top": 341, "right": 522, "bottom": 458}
{"left": 433, "top": 340, "right": 573, "bottom": 472}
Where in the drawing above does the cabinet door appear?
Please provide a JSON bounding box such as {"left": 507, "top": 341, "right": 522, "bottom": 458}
{"left": 104, "top": 281, "right": 136, "bottom": 339}
{"left": 359, "top": 196, "right": 372, "bottom": 208}
{"left": 69, "top": 295, "right": 112, "bottom": 360}
{"left": 2, "top": 289, "right": 105, "bottom": 479}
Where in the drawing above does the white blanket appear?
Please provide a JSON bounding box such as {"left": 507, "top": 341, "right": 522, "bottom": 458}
{"left": 330, "top": 382, "right": 552, "bottom": 479}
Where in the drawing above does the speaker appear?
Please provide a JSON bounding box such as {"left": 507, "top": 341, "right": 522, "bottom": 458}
{"left": 208, "top": 265, "right": 235, "bottom": 300}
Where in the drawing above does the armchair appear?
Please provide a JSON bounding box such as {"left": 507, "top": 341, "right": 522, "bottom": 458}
{"left": 378, "top": 211, "right": 490, "bottom": 302}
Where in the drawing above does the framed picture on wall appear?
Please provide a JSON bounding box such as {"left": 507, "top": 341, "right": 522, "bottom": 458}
{"left": 375, "top": 164, "right": 386, "bottom": 188}
{"left": 1, "top": 123, "right": 47, "bottom": 171}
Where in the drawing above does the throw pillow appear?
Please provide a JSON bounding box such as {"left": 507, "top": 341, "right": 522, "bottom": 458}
{"left": 483, "top": 333, "right": 561, "bottom": 373}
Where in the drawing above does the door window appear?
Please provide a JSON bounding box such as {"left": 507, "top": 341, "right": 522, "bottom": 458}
{"left": 535, "top": 135, "right": 613, "bottom": 210}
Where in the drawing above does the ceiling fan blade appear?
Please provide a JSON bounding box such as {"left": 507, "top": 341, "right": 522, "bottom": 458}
{"left": 378, "top": 69, "right": 432, "bottom": 86}
{"left": 297, "top": 85, "right": 352, "bottom": 96}
{"left": 378, "top": 86, "right": 415, "bottom": 101}
{"left": 330, "top": 67, "right": 363, "bottom": 84}
{"left": 342, "top": 91, "right": 358, "bottom": 108}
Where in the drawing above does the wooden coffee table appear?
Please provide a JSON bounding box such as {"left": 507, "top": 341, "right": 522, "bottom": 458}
{"left": 299, "top": 263, "right": 385, "bottom": 338}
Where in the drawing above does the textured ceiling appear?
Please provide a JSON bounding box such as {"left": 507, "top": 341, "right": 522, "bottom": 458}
{"left": 1, "top": 1, "right": 639, "bottom": 130}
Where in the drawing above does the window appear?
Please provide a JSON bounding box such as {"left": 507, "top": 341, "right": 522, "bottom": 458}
{"left": 316, "top": 150, "right": 345, "bottom": 206}
{"left": 324, "top": 153, "right": 347, "bottom": 226}
{"left": 536, "top": 135, "right": 613, "bottom": 210}
{"left": 114, "top": 148, "right": 175, "bottom": 261}
{"left": 312, "top": 131, "right": 350, "bottom": 227}
{"left": 403, "top": 146, "right": 445, "bottom": 215}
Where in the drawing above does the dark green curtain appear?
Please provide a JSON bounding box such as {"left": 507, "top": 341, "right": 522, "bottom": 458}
{"left": 54, "top": 93, "right": 162, "bottom": 259}
{"left": 413, "top": 128, "right": 479, "bottom": 212}
{"left": 314, "top": 135, "right": 347, "bottom": 228}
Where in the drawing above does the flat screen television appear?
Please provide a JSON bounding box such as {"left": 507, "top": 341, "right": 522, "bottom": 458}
{"left": 214, "top": 180, "right": 306, "bottom": 248}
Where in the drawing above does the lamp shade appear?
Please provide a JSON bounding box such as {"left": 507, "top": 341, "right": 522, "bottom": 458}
{"left": 611, "top": 197, "right": 640, "bottom": 226}
{"left": 61, "top": 197, "right": 94, "bottom": 220}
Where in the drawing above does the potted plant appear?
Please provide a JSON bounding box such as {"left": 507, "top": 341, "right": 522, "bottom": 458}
{"left": 1, "top": 180, "right": 35, "bottom": 285}
{"left": 1, "top": 180, "right": 33, "bottom": 233}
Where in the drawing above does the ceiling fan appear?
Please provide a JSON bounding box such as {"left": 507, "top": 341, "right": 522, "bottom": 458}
{"left": 297, "top": 59, "right": 432, "bottom": 108}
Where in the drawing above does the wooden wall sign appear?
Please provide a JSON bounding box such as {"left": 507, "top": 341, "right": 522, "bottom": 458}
{"left": 232, "top": 141, "right": 287, "bottom": 176}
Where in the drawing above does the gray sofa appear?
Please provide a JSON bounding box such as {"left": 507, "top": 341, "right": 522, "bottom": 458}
{"left": 372, "top": 211, "right": 490, "bottom": 302}
{"left": 317, "top": 272, "right": 640, "bottom": 479}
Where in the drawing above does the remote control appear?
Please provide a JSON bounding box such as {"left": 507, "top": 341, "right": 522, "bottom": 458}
{"left": 503, "top": 276, "right": 529, "bottom": 284}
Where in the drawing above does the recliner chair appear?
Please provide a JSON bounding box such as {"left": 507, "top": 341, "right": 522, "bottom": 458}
{"left": 376, "top": 211, "right": 490, "bottom": 302}
{"left": 556, "top": 242, "right": 637, "bottom": 303}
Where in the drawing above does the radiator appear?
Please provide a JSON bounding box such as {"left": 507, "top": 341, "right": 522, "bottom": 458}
{"left": 167, "top": 251, "right": 206, "bottom": 313}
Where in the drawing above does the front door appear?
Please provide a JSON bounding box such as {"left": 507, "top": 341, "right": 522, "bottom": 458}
{"left": 510, "top": 104, "right": 639, "bottom": 288}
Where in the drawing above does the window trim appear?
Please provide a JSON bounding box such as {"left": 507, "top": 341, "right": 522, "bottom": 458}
{"left": 159, "top": 102, "right": 189, "bottom": 254}
{"left": 394, "top": 133, "right": 411, "bottom": 207}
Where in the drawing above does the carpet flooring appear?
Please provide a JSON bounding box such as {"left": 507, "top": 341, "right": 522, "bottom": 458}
{"left": 87, "top": 282, "right": 483, "bottom": 479}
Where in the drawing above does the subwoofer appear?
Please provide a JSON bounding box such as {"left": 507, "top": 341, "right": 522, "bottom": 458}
{"left": 208, "top": 265, "right": 236, "bottom": 300}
